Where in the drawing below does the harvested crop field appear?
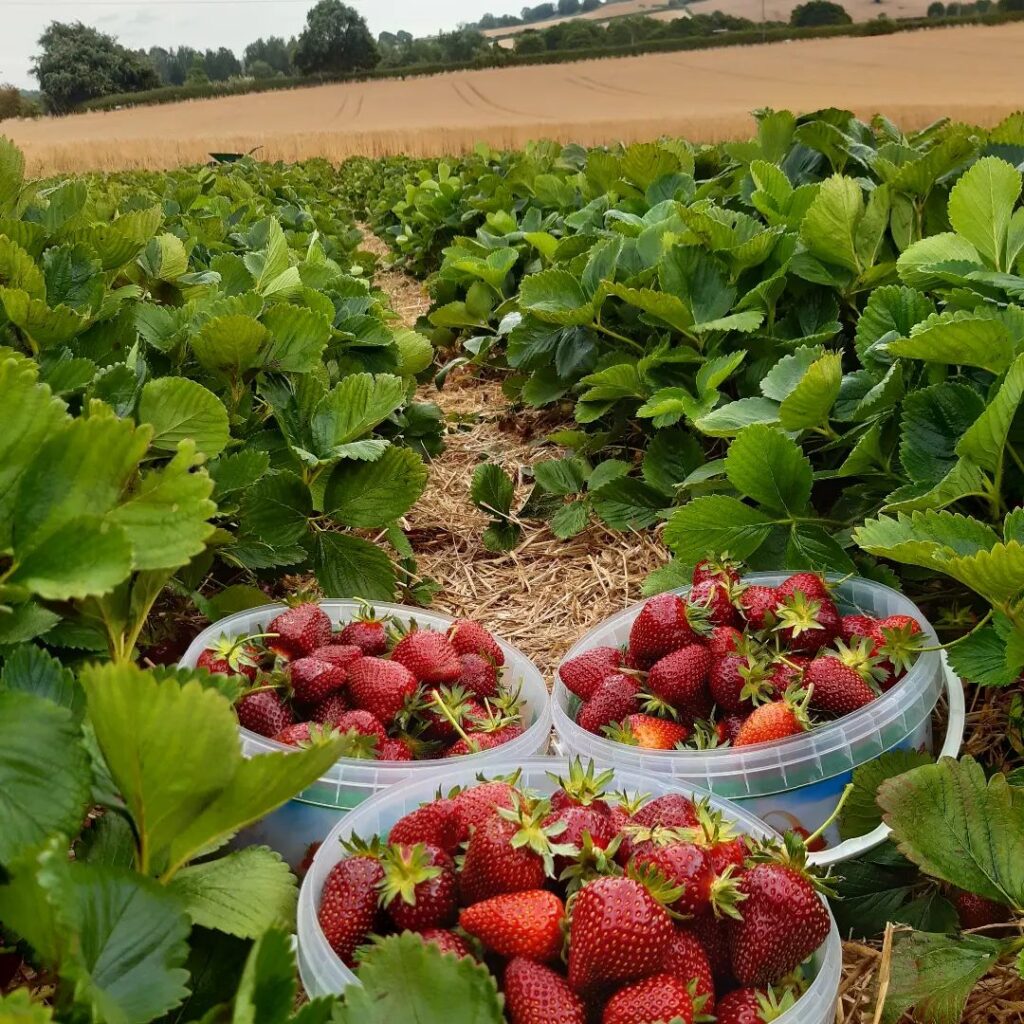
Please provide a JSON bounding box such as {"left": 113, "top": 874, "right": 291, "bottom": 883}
{"left": 6, "top": 22, "right": 1024, "bottom": 175}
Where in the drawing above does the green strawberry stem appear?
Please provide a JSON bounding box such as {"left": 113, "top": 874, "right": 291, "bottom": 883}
{"left": 803, "top": 782, "right": 854, "bottom": 850}
{"left": 915, "top": 609, "right": 992, "bottom": 653}
{"left": 428, "top": 687, "right": 477, "bottom": 749}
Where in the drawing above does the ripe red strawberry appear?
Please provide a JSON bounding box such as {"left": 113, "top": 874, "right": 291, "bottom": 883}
{"left": 198, "top": 635, "right": 261, "bottom": 680}
{"left": 379, "top": 843, "right": 457, "bottom": 932}
{"left": 317, "top": 850, "right": 385, "bottom": 965}
{"left": 766, "top": 656, "right": 808, "bottom": 699}
{"left": 709, "top": 836, "right": 748, "bottom": 876}
{"left": 738, "top": 586, "right": 779, "bottom": 630}
{"left": 716, "top": 714, "right": 745, "bottom": 745}
{"left": 871, "top": 614, "right": 924, "bottom": 688}
{"left": 392, "top": 630, "right": 462, "bottom": 684}
{"left": 690, "top": 578, "right": 739, "bottom": 627}
{"left": 333, "top": 709, "right": 388, "bottom": 744}
{"left": 348, "top": 657, "right": 418, "bottom": 723}
{"left": 456, "top": 652, "right": 499, "bottom": 699}
{"left": 729, "top": 862, "right": 831, "bottom": 985}
{"left": 307, "top": 644, "right": 363, "bottom": 669}
{"left": 460, "top": 889, "right": 565, "bottom": 961}
{"left": 568, "top": 876, "right": 676, "bottom": 993}
{"left": 272, "top": 721, "right": 321, "bottom": 746}
{"left": 560, "top": 647, "right": 624, "bottom": 701}
{"left": 268, "top": 603, "right": 332, "bottom": 660}
{"left": 773, "top": 592, "right": 840, "bottom": 655}
{"left": 647, "top": 645, "right": 712, "bottom": 716}
{"left": 776, "top": 572, "right": 829, "bottom": 602}
{"left": 504, "top": 957, "right": 586, "bottom": 1024}
{"left": 577, "top": 674, "right": 638, "bottom": 735}
{"left": 389, "top": 798, "right": 461, "bottom": 854}
{"left": 715, "top": 987, "right": 797, "bottom": 1024}
{"left": 953, "top": 889, "right": 1011, "bottom": 929}
{"left": 692, "top": 557, "right": 741, "bottom": 587}
{"left": 447, "top": 618, "right": 505, "bottom": 665}
{"left": 804, "top": 655, "right": 877, "bottom": 715}
{"left": 460, "top": 798, "right": 571, "bottom": 905}
{"left": 236, "top": 690, "right": 293, "bottom": 737}
{"left": 632, "top": 841, "right": 718, "bottom": 917}
{"left": 543, "top": 804, "right": 615, "bottom": 873}
{"left": 311, "top": 692, "right": 351, "bottom": 727}
{"left": 603, "top": 972, "right": 694, "bottom": 1024}
{"left": 290, "top": 657, "right": 348, "bottom": 703}
{"left": 419, "top": 928, "right": 473, "bottom": 959}
{"left": 444, "top": 726, "right": 520, "bottom": 757}
{"left": 606, "top": 713, "right": 690, "bottom": 750}
{"left": 734, "top": 693, "right": 811, "bottom": 747}
{"left": 689, "top": 914, "right": 732, "bottom": 984}
{"left": 338, "top": 615, "right": 389, "bottom": 656}
{"left": 377, "top": 738, "right": 414, "bottom": 760}
{"left": 663, "top": 930, "right": 716, "bottom": 1012}
{"left": 707, "top": 625, "right": 742, "bottom": 658}
{"left": 450, "top": 779, "right": 519, "bottom": 842}
{"left": 709, "top": 654, "right": 770, "bottom": 714}
{"left": 629, "top": 594, "right": 702, "bottom": 669}
{"left": 839, "top": 614, "right": 878, "bottom": 644}
{"left": 632, "top": 793, "right": 700, "bottom": 831}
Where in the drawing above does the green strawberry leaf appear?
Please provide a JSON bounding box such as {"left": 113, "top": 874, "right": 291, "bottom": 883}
{"left": 0, "top": 691, "right": 91, "bottom": 866}
{"left": 877, "top": 757, "right": 1024, "bottom": 910}
{"left": 138, "top": 378, "right": 230, "bottom": 460}
{"left": 168, "top": 846, "right": 296, "bottom": 939}
{"left": 80, "top": 663, "right": 350, "bottom": 879}
{"left": 840, "top": 749, "right": 934, "bottom": 841}
{"left": 312, "top": 532, "right": 397, "bottom": 601}
{"left": 334, "top": 933, "right": 504, "bottom": 1024}
{"left": 724, "top": 424, "right": 812, "bottom": 515}
{"left": 882, "top": 931, "right": 1013, "bottom": 1024}
{"left": 664, "top": 495, "right": 775, "bottom": 563}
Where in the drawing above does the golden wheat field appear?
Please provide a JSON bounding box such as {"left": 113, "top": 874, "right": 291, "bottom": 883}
{"left": 5, "top": 22, "right": 1023, "bottom": 175}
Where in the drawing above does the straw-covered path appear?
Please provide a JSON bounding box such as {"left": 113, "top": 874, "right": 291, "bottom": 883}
{"left": 360, "top": 230, "right": 1024, "bottom": 1024}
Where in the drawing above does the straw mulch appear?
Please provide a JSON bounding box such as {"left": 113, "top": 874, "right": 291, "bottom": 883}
{"left": 364, "top": 232, "right": 1024, "bottom": 1024}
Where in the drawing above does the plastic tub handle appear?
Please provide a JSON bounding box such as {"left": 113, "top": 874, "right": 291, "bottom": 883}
{"left": 806, "top": 654, "right": 965, "bottom": 869}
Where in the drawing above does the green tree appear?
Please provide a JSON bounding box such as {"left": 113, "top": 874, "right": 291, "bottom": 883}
{"left": 927, "top": 2, "right": 946, "bottom": 13}
{"left": 32, "top": 21, "right": 160, "bottom": 113}
{"left": 998, "top": 0, "right": 1024, "bottom": 11}
{"left": 247, "top": 59, "right": 276, "bottom": 79}
{"left": 244, "top": 35, "right": 293, "bottom": 75}
{"left": 582, "top": 0, "right": 604, "bottom": 9}
{"left": 204, "top": 46, "right": 242, "bottom": 81}
{"left": 0, "top": 85, "right": 28, "bottom": 121}
{"left": 293, "top": 0, "right": 379, "bottom": 76}
{"left": 186, "top": 54, "right": 209, "bottom": 85}
{"left": 558, "top": 0, "right": 582, "bottom": 13}
{"left": 790, "top": 0, "right": 853, "bottom": 23}
{"left": 514, "top": 30, "right": 548, "bottom": 53}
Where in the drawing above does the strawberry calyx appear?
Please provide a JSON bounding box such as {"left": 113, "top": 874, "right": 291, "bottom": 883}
{"left": 377, "top": 842, "right": 444, "bottom": 907}
{"left": 708, "top": 865, "right": 747, "bottom": 920}
{"left": 340, "top": 833, "right": 387, "bottom": 859}
{"left": 206, "top": 632, "right": 264, "bottom": 672}
{"left": 283, "top": 585, "right": 323, "bottom": 609}
{"left": 625, "top": 861, "right": 689, "bottom": 914}
{"left": 335, "top": 727, "right": 382, "bottom": 760}
{"left": 498, "top": 794, "right": 579, "bottom": 878}
{"left": 612, "top": 787, "right": 651, "bottom": 817}
{"left": 637, "top": 690, "right": 681, "bottom": 720}
{"left": 831, "top": 637, "right": 887, "bottom": 686}
{"left": 683, "top": 599, "right": 715, "bottom": 638}
{"left": 737, "top": 656, "right": 775, "bottom": 706}
{"left": 773, "top": 592, "right": 825, "bottom": 641}
{"left": 687, "top": 977, "right": 714, "bottom": 1022}
{"left": 756, "top": 985, "right": 800, "bottom": 1022}
{"left": 546, "top": 758, "right": 615, "bottom": 808}
{"left": 874, "top": 622, "right": 925, "bottom": 675}
{"left": 694, "top": 798, "right": 741, "bottom": 846}
{"left": 690, "top": 720, "right": 726, "bottom": 749}
{"left": 559, "top": 831, "right": 623, "bottom": 893}
{"left": 780, "top": 683, "right": 814, "bottom": 731}
{"left": 623, "top": 824, "right": 702, "bottom": 848}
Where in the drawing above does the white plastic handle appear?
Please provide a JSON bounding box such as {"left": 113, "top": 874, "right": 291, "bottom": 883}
{"left": 807, "top": 653, "right": 966, "bottom": 868}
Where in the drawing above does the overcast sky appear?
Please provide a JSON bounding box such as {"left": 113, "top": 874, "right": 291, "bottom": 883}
{"left": 2, "top": 1, "right": 521, "bottom": 89}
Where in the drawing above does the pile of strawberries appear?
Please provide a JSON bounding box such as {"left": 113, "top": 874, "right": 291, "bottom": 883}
{"left": 316, "top": 761, "right": 832, "bottom": 1024}
{"left": 561, "top": 560, "right": 924, "bottom": 750}
{"left": 195, "top": 600, "right": 527, "bottom": 760}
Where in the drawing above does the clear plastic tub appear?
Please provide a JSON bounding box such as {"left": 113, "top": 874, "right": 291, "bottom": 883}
{"left": 180, "top": 601, "right": 552, "bottom": 868}
{"left": 296, "top": 756, "right": 843, "bottom": 1024}
{"left": 551, "top": 575, "right": 966, "bottom": 864}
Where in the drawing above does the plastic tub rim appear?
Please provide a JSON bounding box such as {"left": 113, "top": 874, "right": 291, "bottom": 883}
{"left": 179, "top": 599, "right": 553, "bottom": 772}
{"left": 295, "top": 756, "right": 843, "bottom": 1024}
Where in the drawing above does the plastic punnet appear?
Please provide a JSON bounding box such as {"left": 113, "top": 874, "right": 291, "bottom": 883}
{"left": 180, "top": 601, "right": 552, "bottom": 867}
{"left": 296, "top": 756, "right": 843, "bottom": 1024}
{"left": 552, "top": 574, "right": 963, "bottom": 857}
